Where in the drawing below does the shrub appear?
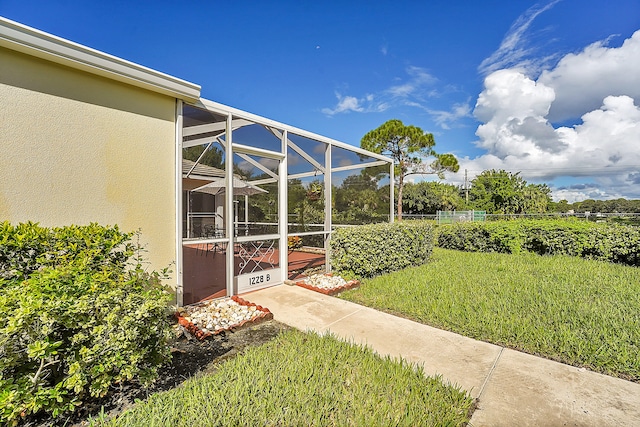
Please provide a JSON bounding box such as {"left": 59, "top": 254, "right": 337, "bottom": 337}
{"left": 330, "top": 221, "right": 435, "bottom": 278}
{"left": 436, "top": 219, "right": 640, "bottom": 266}
{"left": 435, "top": 221, "right": 524, "bottom": 254}
{"left": 0, "top": 223, "right": 173, "bottom": 425}
{"left": 0, "top": 221, "right": 132, "bottom": 282}
{"left": 520, "top": 221, "right": 592, "bottom": 256}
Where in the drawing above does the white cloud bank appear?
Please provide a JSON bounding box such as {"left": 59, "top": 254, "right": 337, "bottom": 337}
{"left": 540, "top": 31, "right": 640, "bottom": 122}
{"left": 463, "top": 30, "right": 640, "bottom": 203}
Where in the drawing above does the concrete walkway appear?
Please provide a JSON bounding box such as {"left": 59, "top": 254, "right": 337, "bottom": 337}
{"left": 246, "top": 284, "right": 640, "bottom": 427}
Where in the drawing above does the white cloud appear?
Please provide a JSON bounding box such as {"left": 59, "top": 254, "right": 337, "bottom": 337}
{"left": 385, "top": 66, "right": 437, "bottom": 98}
{"left": 478, "top": 0, "right": 561, "bottom": 76}
{"left": 461, "top": 23, "right": 640, "bottom": 202}
{"left": 475, "top": 69, "right": 555, "bottom": 122}
{"left": 473, "top": 69, "right": 560, "bottom": 159}
{"left": 321, "top": 66, "right": 468, "bottom": 128}
{"left": 321, "top": 91, "right": 391, "bottom": 116}
{"left": 471, "top": 73, "right": 640, "bottom": 173}
{"left": 551, "top": 185, "right": 624, "bottom": 204}
{"left": 539, "top": 30, "right": 640, "bottom": 122}
{"left": 462, "top": 68, "right": 640, "bottom": 200}
{"left": 321, "top": 94, "right": 365, "bottom": 115}
{"left": 478, "top": 0, "right": 640, "bottom": 126}
{"left": 427, "top": 101, "right": 473, "bottom": 130}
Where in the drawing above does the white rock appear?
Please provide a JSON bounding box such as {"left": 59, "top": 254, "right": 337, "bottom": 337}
{"left": 178, "top": 296, "right": 267, "bottom": 337}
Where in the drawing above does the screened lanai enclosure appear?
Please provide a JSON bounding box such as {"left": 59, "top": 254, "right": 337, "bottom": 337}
{"left": 179, "top": 99, "right": 393, "bottom": 305}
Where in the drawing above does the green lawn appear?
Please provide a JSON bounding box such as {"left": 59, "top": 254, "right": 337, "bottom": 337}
{"left": 93, "top": 329, "right": 473, "bottom": 426}
{"left": 340, "top": 248, "right": 640, "bottom": 381}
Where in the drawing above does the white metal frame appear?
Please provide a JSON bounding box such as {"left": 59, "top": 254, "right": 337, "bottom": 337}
{"left": 196, "top": 98, "right": 391, "bottom": 162}
{"left": 177, "top": 98, "right": 393, "bottom": 304}
{"left": 224, "top": 114, "right": 234, "bottom": 296}
{"left": 278, "top": 130, "right": 289, "bottom": 286}
{"left": 324, "top": 143, "right": 332, "bottom": 270}
{"left": 175, "top": 100, "right": 184, "bottom": 306}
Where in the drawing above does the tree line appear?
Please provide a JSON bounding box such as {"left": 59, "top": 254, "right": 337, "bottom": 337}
{"left": 359, "top": 119, "right": 640, "bottom": 217}
{"left": 404, "top": 169, "right": 552, "bottom": 215}
{"left": 402, "top": 173, "right": 640, "bottom": 215}
{"left": 216, "top": 165, "right": 640, "bottom": 225}
{"left": 550, "top": 198, "right": 640, "bottom": 214}
{"left": 184, "top": 120, "right": 640, "bottom": 224}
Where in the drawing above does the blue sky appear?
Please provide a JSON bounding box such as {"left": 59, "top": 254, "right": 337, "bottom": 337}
{"left": 2, "top": 0, "right": 640, "bottom": 202}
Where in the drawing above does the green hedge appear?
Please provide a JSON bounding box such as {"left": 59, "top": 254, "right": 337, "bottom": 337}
{"left": 0, "top": 222, "right": 173, "bottom": 424}
{"left": 0, "top": 221, "right": 132, "bottom": 282}
{"left": 436, "top": 219, "right": 640, "bottom": 266}
{"left": 330, "top": 221, "right": 435, "bottom": 278}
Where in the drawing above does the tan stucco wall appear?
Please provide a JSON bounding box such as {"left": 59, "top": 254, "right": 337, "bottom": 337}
{"left": 0, "top": 47, "right": 177, "bottom": 282}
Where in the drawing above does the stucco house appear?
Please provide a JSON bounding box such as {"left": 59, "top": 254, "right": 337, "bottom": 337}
{"left": 0, "top": 17, "right": 392, "bottom": 305}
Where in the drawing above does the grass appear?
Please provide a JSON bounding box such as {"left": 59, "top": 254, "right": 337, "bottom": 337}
{"left": 92, "top": 329, "right": 473, "bottom": 426}
{"left": 340, "top": 248, "right": 640, "bottom": 381}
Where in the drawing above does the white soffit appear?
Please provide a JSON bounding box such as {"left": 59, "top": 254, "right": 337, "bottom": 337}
{"left": 0, "top": 16, "right": 201, "bottom": 102}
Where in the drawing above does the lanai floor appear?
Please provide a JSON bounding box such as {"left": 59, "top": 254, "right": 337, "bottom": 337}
{"left": 182, "top": 244, "right": 325, "bottom": 304}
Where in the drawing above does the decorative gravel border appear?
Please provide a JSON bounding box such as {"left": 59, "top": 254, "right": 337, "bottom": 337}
{"left": 296, "top": 274, "right": 361, "bottom": 296}
{"left": 175, "top": 295, "right": 273, "bottom": 341}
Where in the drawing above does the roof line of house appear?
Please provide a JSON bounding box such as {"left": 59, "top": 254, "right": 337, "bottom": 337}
{"left": 0, "top": 16, "right": 392, "bottom": 166}
{"left": 0, "top": 16, "right": 201, "bottom": 102}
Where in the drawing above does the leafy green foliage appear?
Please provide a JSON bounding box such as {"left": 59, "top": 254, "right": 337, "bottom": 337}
{"left": 402, "top": 181, "right": 464, "bottom": 214}
{"left": 330, "top": 221, "right": 435, "bottom": 278}
{"left": 436, "top": 219, "right": 640, "bottom": 266}
{"left": 340, "top": 248, "right": 640, "bottom": 381}
{"left": 0, "top": 221, "right": 131, "bottom": 282}
{"left": 468, "top": 169, "right": 551, "bottom": 214}
{"left": 333, "top": 171, "right": 390, "bottom": 225}
{"left": 361, "top": 119, "right": 437, "bottom": 169}
{"left": 0, "top": 223, "right": 173, "bottom": 424}
{"left": 96, "top": 330, "right": 473, "bottom": 426}
{"left": 436, "top": 221, "right": 526, "bottom": 254}
{"left": 287, "top": 172, "right": 391, "bottom": 230}
{"left": 182, "top": 145, "right": 223, "bottom": 170}
{"left": 361, "top": 119, "right": 459, "bottom": 220}
{"left": 286, "top": 179, "right": 324, "bottom": 232}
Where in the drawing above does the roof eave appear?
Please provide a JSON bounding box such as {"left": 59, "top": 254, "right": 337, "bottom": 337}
{"left": 0, "top": 16, "right": 201, "bottom": 102}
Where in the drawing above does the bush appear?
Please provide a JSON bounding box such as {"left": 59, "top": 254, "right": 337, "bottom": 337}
{"left": 435, "top": 221, "right": 524, "bottom": 254}
{"left": 436, "top": 219, "right": 640, "bottom": 266}
{"left": 0, "top": 223, "right": 173, "bottom": 425}
{"left": 520, "top": 221, "right": 592, "bottom": 256}
{"left": 0, "top": 221, "right": 132, "bottom": 282}
{"left": 330, "top": 221, "right": 435, "bottom": 278}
